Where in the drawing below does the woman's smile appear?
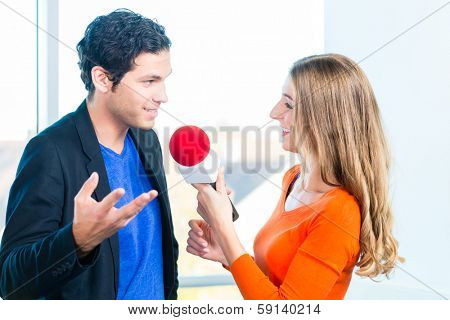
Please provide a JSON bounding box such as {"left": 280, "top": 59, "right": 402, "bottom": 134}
{"left": 282, "top": 127, "right": 291, "bottom": 137}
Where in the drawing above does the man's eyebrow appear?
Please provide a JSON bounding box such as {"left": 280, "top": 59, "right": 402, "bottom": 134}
{"left": 283, "top": 93, "right": 294, "bottom": 100}
{"left": 140, "top": 69, "right": 173, "bottom": 80}
{"left": 140, "top": 74, "right": 161, "bottom": 80}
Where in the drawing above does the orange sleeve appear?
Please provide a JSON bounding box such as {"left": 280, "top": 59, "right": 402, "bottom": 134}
{"left": 222, "top": 256, "right": 255, "bottom": 271}
{"left": 229, "top": 202, "right": 360, "bottom": 300}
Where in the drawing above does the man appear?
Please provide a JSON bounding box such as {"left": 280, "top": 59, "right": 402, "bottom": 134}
{"left": 0, "top": 9, "right": 178, "bottom": 299}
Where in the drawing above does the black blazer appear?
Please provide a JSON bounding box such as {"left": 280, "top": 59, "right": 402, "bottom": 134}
{"left": 0, "top": 100, "right": 179, "bottom": 299}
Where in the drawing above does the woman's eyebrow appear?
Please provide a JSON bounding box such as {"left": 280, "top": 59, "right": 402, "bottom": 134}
{"left": 283, "top": 93, "right": 294, "bottom": 100}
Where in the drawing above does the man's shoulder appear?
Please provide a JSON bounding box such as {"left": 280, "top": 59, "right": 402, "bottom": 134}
{"left": 39, "top": 111, "right": 77, "bottom": 140}
{"left": 26, "top": 111, "right": 79, "bottom": 155}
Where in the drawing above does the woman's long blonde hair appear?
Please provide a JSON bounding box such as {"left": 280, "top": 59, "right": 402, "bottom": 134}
{"left": 290, "top": 53, "right": 403, "bottom": 278}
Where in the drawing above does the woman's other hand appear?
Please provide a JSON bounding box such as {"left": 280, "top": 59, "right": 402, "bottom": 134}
{"left": 186, "top": 219, "right": 228, "bottom": 266}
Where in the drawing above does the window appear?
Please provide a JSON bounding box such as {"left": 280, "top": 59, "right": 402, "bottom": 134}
{"left": 1, "top": 0, "right": 324, "bottom": 298}
{"left": 0, "top": 0, "right": 37, "bottom": 237}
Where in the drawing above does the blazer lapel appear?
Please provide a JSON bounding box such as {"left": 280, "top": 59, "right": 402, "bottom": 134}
{"left": 73, "top": 100, "right": 119, "bottom": 296}
{"left": 128, "top": 128, "right": 170, "bottom": 213}
{"left": 129, "top": 128, "right": 176, "bottom": 298}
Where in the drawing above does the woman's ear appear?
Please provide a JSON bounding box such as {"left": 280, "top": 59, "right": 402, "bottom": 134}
{"left": 91, "top": 66, "right": 112, "bottom": 94}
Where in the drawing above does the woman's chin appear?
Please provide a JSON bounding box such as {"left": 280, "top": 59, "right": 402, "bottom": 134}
{"left": 281, "top": 136, "right": 291, "bottom": 151}
{"left": 282, "top": 142, "right": 291, "bottom": 152}
{"left": 281, "top": 139, "right": 297, "bottom": 153}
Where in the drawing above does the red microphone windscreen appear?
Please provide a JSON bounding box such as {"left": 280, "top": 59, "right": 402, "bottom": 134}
{"left": 169, "top": 126, "right": 210, "bottom": 167}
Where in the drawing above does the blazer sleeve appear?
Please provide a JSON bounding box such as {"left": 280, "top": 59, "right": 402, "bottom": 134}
{"left": 0, "top": 135, "right": 99, "bottom": 299}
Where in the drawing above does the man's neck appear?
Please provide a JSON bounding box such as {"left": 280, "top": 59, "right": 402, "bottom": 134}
{"left": 86, "top": 97, "right": 129, "bottom": 154}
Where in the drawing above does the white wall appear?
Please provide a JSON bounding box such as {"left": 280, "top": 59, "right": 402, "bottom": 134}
{"left": 57, "top": 0, "right": 324, "bottom": 129}
{"left": 324, "top": 0, "right": 450, "bottom": 299}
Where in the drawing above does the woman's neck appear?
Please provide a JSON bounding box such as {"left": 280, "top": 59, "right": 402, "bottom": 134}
{"left": 302, "top": 158, "right": 339, "bottom": 193}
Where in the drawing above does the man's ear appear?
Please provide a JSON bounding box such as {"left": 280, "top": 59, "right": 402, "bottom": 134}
{"left": 91, "top": 66, "right": 113, "bottom": 94}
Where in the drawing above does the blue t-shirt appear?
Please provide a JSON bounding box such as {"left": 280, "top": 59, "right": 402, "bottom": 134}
{"left": 100, "top": 132, "right": 164, "bottom": 300}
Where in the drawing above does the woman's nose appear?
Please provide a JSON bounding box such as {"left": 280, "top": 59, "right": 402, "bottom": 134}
{"left": 270, "top": 101, "right": 284, "bottom": 120}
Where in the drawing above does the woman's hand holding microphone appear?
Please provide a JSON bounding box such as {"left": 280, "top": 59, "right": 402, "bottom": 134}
{"left": 187, "top": 168, "right": 245, "bottom": 266}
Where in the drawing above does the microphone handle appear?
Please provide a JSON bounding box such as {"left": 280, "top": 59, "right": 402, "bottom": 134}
{"left": 210, "top": 182, "right": 239, "bottom": 222}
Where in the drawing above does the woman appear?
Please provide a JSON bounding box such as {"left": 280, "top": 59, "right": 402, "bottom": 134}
{"left": 187, "top": 53, "right": 403, "bottom": 299}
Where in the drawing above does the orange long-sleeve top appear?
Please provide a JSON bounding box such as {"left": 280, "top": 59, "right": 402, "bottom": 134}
{"left": 228, "top": 165, "right": 361, "bottom": 299}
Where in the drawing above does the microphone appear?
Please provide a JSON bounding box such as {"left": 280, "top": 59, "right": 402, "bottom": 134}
{"left": 169, "top": 125, "right": 239, "bottom": 221}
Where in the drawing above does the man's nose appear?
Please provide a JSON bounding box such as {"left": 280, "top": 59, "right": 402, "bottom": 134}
{"left": 153, "top": 84, "right": 168, "bottom": 104}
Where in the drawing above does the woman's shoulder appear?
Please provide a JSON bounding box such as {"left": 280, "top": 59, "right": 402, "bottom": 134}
{"left": 329, "top": 188, "right": 360, "bottom": 215}
{"left": 282, "top": 165, "right": 361, "bottom": 228}
{"left": 313, "top": 188, "right": 361, "bottom": 238}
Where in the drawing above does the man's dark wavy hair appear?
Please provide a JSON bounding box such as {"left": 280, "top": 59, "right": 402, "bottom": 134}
{"left": 76, "top": 8, "right": 171, "bottom": 99}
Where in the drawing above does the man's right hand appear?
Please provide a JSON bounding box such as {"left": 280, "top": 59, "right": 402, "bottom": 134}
{"left": 72, "top": 172, "right": 158, "bottom": 257}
